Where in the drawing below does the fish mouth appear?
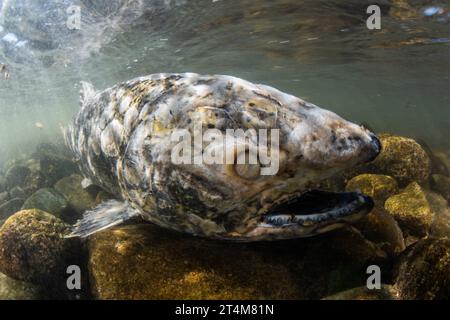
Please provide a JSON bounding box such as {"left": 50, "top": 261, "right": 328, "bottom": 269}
{"left": 260, "top": 190, "right": 374, "bottom": 230}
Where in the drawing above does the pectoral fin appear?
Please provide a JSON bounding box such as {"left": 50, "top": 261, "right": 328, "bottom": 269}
{"left": 67, "top": 200, "right": 139, "bottom": 238}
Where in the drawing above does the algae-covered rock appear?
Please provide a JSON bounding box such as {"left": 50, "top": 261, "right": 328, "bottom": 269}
{"left": 54, "top": 174, "right": 96, "bottom": 214}
{"left": 21, "top": 188, "right": 69, "bottom": 220}
{"left": 0, "top": 209, "right": 83, "bottom": 292}
{"left": 88, "top": 225, "right": 387, "bottom": 300}
{"left": 384, "top": 182, "right": 434, "bottom": 237}
{"left": 354, "top": 208, "right": 405, "bottom": 256}
{"left": 394, "top": 238, "right": 450, "bottom": 300}
{"left": 345, "top": 174, "right": 398, "bottom": 205}
{"left": 0, "top": 272, "right": 42, "bottom": 300}
{"left": 322, "top": 285, "right": 399, "bottom": 300}
{"left": 0, "top": 198, "right": 25, "bottom": 220}
{"left": 369, "top": 134, "right": 431, "bottom": 186}
{"left": 431, "top": 174, "right": 450, "bottom": 202}
{"left": 88, "top": 224, "right": 303, "bottom": 299}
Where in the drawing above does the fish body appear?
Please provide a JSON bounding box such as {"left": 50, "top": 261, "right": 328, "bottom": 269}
{"left": 67, "top": 73, "right": 380, "bottom": 241}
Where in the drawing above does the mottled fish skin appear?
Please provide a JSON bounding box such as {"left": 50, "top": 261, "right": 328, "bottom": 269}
{"left": 67, "top": 73, "right": 380, "bottom": 240}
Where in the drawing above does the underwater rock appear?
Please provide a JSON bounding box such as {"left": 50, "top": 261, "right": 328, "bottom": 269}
{"left": 434, "top": 151, "right": 450, "bottom": 175}
{"left": 88, "top": 224, "right": 387, "bottom": 299}
{"left": 0, "top": 198, "right": 25, "bottom": 221}
{"left": 291, "top": 227, "right": 389, "bottom": 298}
{"left": 54, "top": 174, "right": 96, "bottom": 215}
{"left": 88, "top": 224, "right": 302, "bottom": 299}
{"left": 384, "top": 182, "right": 433, "bottom": 238}
{"left": 31, "top": 143, "right": 79, "bottom": 187}
{"left": 0, "top": 174, "right": 6, "bottom": 193}
{"left": 4, "top": 165, "right": 31, "bottom": 189}
{"left": 21, "top": 188, "right": 69, "bottom": 220}
{"left": 345, "top": 174, "right": 398, "bottom": 205}
{"left": 9, "top": 186, "right": 26, "bottom": 199}
{"left": 431, "top": 174, "right": 450, "bottom": 201}
{"left": 0, "top": 272, "right": 41, "bottom": 300}
{"left": 0, "top": 192, "right": 9, "bottom": 205}
{"left": 0, "top": 209, "right": 83, "bottom": 294}
{"left": 427, "top": 191, "right": 450, "bottom": 239}
{"left": 354, "top": 208, "right": 405, "bottom": 256}
{"left": 394, "top": 238, "right": 450, "bottom": 300}
{"left": 322, "top": 285, "right": 400, "bottom": 300}
{"left": 95, "top": 190, "right": 114, "bottom": 205}
{"left": 368, "top": 134, "right": 431, "bottom": 186}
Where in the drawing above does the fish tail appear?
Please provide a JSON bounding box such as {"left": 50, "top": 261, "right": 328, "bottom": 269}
{"left": 66, "top": 200, "right": 140, "bottom": 238}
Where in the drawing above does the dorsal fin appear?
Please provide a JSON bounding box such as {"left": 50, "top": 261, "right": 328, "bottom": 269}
{"left": 80, "top": 81, "right": 96, "bottom": 105}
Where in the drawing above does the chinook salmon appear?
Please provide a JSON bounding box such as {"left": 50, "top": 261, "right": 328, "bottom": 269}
{"left": 66, "top": 73, "right": 380, "bottom": 241}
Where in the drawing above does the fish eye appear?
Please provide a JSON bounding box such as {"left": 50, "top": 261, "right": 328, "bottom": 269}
{"left": 234, "top": 151, "right": 261, "bottom": 179}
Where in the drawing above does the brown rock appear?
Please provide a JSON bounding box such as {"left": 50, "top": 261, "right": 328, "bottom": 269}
{"left": 0, "top": 209, "right": 84, "bottom": 296}
{"left": 88, "top": 224, "right": 387, "bottom": 300}
{"left": 384, "top": 182, "right": 434, "bottom": 237}
{"left": 368, "top": 134, "right": 431, "bottom": 186}
{"left": 394, "top": 238, "right": 450, "bottom": 300}
{"left": 354, "top": 208, "right": 405, "bottom": 256}
{"left": 345, "top": 174, "right": 398, "bottom": 205}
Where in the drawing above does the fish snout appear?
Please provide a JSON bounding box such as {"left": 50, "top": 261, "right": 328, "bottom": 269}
{"left": 365, "top": 133, "right": 382, "bottom": 162}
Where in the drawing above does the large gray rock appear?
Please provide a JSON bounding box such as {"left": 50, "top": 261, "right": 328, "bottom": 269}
{"left": 21, "top": 188, "right": 69, "bottom": 220}
{"left": 0, "top": 192, "right": 9, "bottom": 205}
{"left": 9, "top": 186, "right": 26, "bottom": 199}
{"left": 4, "top": 165, "right": 30, "bottom": 189}
{"left": 0, "top": 198, "right": 25, "bottom": 220}
{"left": 54, "top": 175, "right": 96, "bottom": 215}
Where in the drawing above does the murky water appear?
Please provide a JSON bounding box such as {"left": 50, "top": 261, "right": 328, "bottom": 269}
{"left": 1, "top": 0, "right": 449, "bottom": 165}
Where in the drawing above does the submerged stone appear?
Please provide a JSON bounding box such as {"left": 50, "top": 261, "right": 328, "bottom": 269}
{"left": 0, "top": 209, "right": 84, "bottom": 296}
{"left": 0, "top": 174, "right": 5, "bottom": 193}
{"left": 4, "top": 165, "right": 30, "bottom": 189}
{"left": 427, "top": 191, "right": 450, "bottom": 238}
{"left": 54, "top": 174, "right": 96, "bottom": 215}
{"left": 21, "top": 188, "right": 69, "bottom": 220}
{"left": 394, "top": 238, "right": 450, "bottom": 300}
{"left": 0, "top": 272, "right": 42, "bottom": 300}
{"left": 345, "top": 174, "right": 398, "bottom": 205}
{"left": 0, "top": 191, "right": 9, "bottom": 205}
{"left": 434, "top": 151, "right": 450, "bottom": 175}
{"left": 384, "top": 182, "right": 434, "bottom": 238}
{"left": 431, "top": 174, "right": 450, "bottom": 201}
{"left": 9, "top": 186, "right": 26, "bottom": 199}
{"left": 368, "top": 134, "right": 431, "bottom": 186}
{"left": 88, "top": 224, "right": 386, "bottom": 300}
{"left": 354, "top": 208, "right": 405, "bottom": 256}
{"left": 0, "top": 198, "right": 25, "bottom": 221}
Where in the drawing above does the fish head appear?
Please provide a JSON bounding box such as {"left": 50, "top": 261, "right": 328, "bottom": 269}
{"left": 144, "top": 75, "right": 381, "bottom": 240}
